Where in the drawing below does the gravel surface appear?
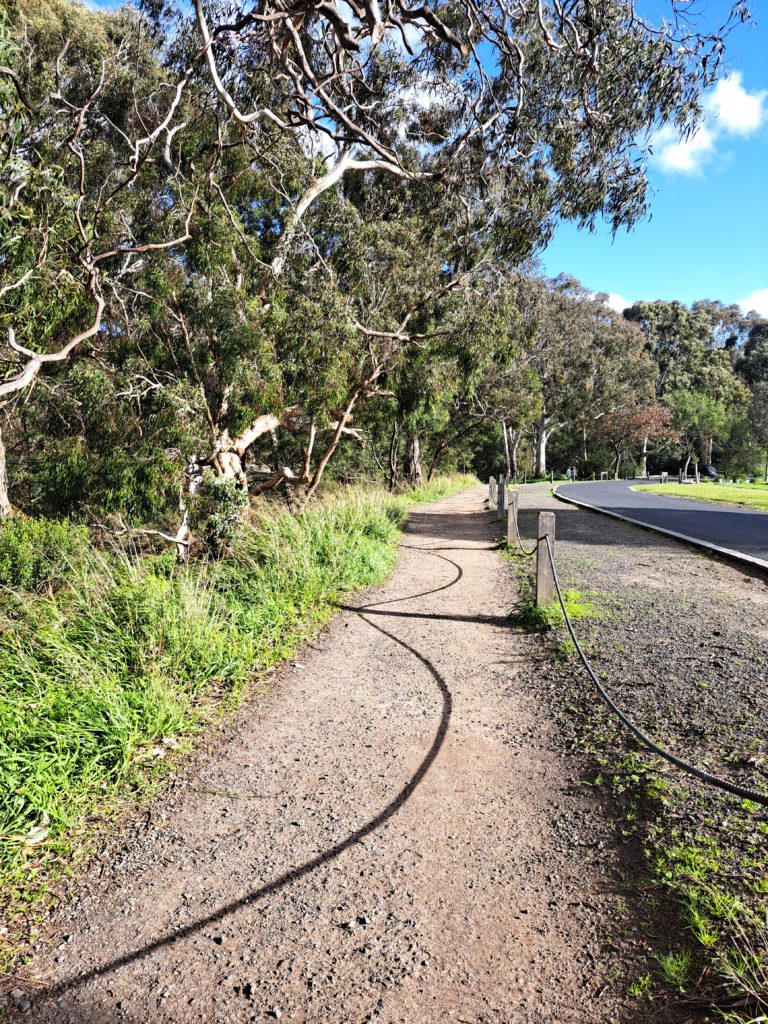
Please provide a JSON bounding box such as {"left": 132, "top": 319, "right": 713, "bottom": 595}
{"left": 2, "top": 487, "right": 668, "bottom": 1024}
{"left": 514, "top": 484, "right": 768, "bottom": 799}
{"left": 508, "top": 483, "right": 768, "bottom": 991}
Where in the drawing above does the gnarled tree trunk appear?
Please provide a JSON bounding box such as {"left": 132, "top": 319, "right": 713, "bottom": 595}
{"left": 388, "top": 422, "right": 399, "bottom": 492}
{"left": 403, "top": 433, "right": 422, "bottom": 488}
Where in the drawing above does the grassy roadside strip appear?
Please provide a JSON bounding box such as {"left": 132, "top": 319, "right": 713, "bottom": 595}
{"left": 505, "top": 550, "right": 768, "bottom": 1022}
{"left": 0, "top": 474, "right": 476, "bottom": 965}
{"left": 636, "top": 482, "right": 768, "bottom": 513}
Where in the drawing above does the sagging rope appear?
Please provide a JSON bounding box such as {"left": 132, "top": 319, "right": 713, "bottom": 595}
{"left": 513, "top": 505, "right": 538, "bottom": 557}
{"left": 510, "top": 507, "right": 768, "bottom": 808}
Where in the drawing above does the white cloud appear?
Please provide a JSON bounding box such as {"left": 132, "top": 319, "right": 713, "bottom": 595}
{"left": 705, "top": 72, "right": 767, "bottom": 136}
{"left": 654, "top": 123, "right": 716, "bottom": 175}
{"left": 605, "top": 292, "right": 632, "bottom": 313}
{"left": 738, "top": 288, "right": 768, "bottom": 318}
{"left": 652, "top": 72, "right": 766, "bottom": 176}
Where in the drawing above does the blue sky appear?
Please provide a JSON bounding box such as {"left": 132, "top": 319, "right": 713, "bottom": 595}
{"left": 542, "top": 5, "right": 768, "bottom": 315}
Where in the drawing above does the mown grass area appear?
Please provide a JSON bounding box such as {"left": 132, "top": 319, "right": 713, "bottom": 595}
{"left": 0, "top": 474, "right": 475, "bottom": 960}
{"left": 637, "top": 481, "right": 768, "bottom": 513}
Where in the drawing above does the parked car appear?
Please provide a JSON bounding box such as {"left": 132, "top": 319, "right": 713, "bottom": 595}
{"left": 697, "top": 464, "right": 718, "bottom": 479}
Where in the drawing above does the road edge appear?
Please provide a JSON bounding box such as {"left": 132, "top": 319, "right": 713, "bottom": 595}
{"left": 552, "top": 484, "right": 768, "bottom": 575}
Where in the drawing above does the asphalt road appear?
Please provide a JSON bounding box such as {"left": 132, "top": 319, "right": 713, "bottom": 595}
{"left": 555, "top": 478, "right": 768, "bottom": 570}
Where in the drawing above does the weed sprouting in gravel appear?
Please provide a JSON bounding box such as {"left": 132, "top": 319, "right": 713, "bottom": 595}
{"left": 656, "top": 948, "right": 694, "bottom": 991}
{"left": 627, "top": 972, "right": 653, "bottom": 998}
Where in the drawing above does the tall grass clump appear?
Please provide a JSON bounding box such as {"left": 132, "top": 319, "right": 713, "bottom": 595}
{"left": 0, "top": 516, "right": 89, "bottom": 589}
{"left": 0, "top": 474, "right": 475, "bottom": 950}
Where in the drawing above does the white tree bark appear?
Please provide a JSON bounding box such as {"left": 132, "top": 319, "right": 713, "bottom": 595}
{"left": 0, "top": 428, "right": 12, "bottom": 517}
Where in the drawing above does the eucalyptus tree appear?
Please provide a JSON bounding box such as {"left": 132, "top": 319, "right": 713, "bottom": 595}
{"left": 0, "top": 0, "right": 201, "bottom": 518}
{"left": 177, "top": 0, "right": 744, "bottom": 240}
{"left": 748, "top": 383, "right": 768, "bottom": 480}
{"left": 592, "top": 404, "right": 676, "bottom": 479}
{"left": 626, "top": 299, "right": 751, "bottom": 464}
{"left": 738, "top": 321, "right": 768, "bottom": 386}
{"left": 665, "top": 391, "right": 733, "bottom": 476}
{"left": 0, "top": 0, "right": 754, "bottom": 530}
{"left": 522, "top": 276, "right": 652, "bottom": 476}
{"left": 139, "top": 0, "right": 748, "bottom": 491}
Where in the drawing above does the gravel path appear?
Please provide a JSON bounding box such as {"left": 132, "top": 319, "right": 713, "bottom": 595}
{"left": 557, "top": 478, "right": 768, "bottom": 568}
{"left": 5, "top": 487, "right": 659, "bottom": 1024}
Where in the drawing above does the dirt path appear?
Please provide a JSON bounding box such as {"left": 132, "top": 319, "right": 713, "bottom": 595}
{"left": 10, "top": 488, "right": 656, "bottom": 1024}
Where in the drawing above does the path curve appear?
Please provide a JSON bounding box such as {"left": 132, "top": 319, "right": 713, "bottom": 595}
{"left": 556, "top": 478, "right": 768, "bottom": 571}
{"left": 9, "top": 488, "right": 656, "bottom": 1024}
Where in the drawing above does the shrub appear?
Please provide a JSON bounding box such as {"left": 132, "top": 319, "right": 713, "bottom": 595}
{"left": 189, "top": 473, "right": 249, "bottom": 555}
{"left": 0, "top": 516, "right": 89, "bottom": 589}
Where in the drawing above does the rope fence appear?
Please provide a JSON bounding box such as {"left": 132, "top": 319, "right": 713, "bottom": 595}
{"left": 492, "top": 477, "right": 768, "bottom": 809}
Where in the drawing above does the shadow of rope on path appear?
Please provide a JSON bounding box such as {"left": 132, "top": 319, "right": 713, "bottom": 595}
{"left": 349, "top": 547, "right": 464, "bottom": 609}
{"left": 25, "top": 554, "right": 458, "bottom": 1007}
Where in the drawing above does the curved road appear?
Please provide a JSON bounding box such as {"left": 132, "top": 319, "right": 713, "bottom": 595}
{"left": 555, "top": 478, "right": 768, "bottom": 571}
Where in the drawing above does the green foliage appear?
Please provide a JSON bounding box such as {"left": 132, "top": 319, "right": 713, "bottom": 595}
{"left": 511, "top": 582, "right": 600, "bottom": 632}
{"left": 656, "top": 949, "right": 693, "bottom": 991}
{"left": 189, "top": 473, "right": 249, "bottom": 555}
{"left": 0, "top": 516, "right": 88, "bottom": 589}
{"left": 627, "top": 973, "right": 653, "bottom": 998}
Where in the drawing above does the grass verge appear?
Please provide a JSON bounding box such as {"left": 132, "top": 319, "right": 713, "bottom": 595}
{"left": 0, "top": 474, "right": 476, "bottom": 964}
{"left": 636, "top": 482, "right": 768, "bottom": 513}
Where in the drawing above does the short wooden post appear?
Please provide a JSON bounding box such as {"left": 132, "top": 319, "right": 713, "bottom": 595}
{"left": 497, "top": 478, "right": 505, "bottom": 517}
{"left": 506, "top": 489, "right": 518, "bottom": 546}
{"left": 488, "top": 476, "right": 496, "bottom": 505}
{"left": 535, "top": 512, "right": 556, "bottom": 607}
{"left": 695, "top": 464, "right": 700, "bottom": 484}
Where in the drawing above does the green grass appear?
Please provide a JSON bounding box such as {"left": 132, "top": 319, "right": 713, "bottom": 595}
{"left": 656, "top": 948, "right": 694, "bottom": 991}
{"left": 0, "top": 474, "right": 476, "bottom": 959}
{"left": 636, "top": 481, "right": 768, "bottom": 513}
{"left": 510, "top": 583, "right": 601, "bottom": 632}
{"left": 628, "top": 973, "right": 653, "bottom": 999}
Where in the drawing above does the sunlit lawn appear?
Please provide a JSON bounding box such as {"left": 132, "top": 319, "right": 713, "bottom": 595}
{"left": 636, "top": 481, "right": 768, "bottom": 512}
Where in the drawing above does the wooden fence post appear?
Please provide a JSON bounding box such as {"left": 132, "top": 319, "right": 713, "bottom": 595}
{"left": 535, "top": 512, "right": 556, "bottom": 606}
{"left": 488, "top": 476, "right": 496, "bottom": 506}
{"left": 497, "top": 477, "right": 505, "bottom": 517}
{"left": 506, "top": 490, "right": 518, "bottom": 546}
